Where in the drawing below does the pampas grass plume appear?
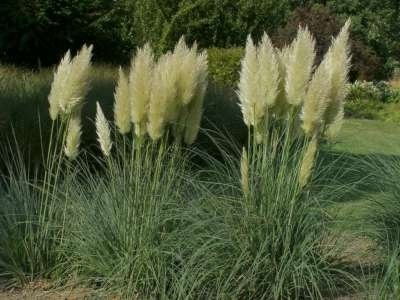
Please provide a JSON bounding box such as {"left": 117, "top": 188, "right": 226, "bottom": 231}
{"left": 273, "top": 47, "right": 290, "bottom": 117}
{"left": 285, "top": 27, "right": 316, "bottom": 106}
{"left": 64, "top": 113, "right": 82, "bottom": 160}
{"left": 48, "top": 50, "right": 71, "bottom": 120}
{"left": 129, "top": 44, "right": 154, "bottom": 137}
{"left": 257, "top": 33, "right": 279, "bottom": 107}
{"left": 238, "top": 35, "right": 262, "bottom": 128}
{"left": 324, "top": 19, "right": 351, "bottom": 132}
{"left": 59, "top": 44, "right": 93, "bottom": 114}
{"left": 301, "top": 59, "right": 331, "bottom": 136}
{"left": 147, "top": 52, "right": 178, "bottom": 140}
{"left": 183, "top": 50, "right": 208, "bottom": 145}
{"left": 174, "top": 37, "right": 199, "bottom": 105}
{"left": 299, "top": 135, "right": 318, "bottom": 188}
{"left": 48, "top": 44, "right": 93, "bottom": 119}
{"left": 96, "top": 102, "right": 112, "bottom": 156}
{"left": 114, "top": 67, "right": 131, "bottom": 135}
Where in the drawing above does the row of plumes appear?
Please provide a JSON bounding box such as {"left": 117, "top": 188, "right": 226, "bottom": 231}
{"left": 49, "top": 20, "right": 350, "bottom": 193}
{"left": 238, "top": 20, "right": 351, "bottom": 140}
{"left": 48, "top": 38, "right": 208, "bottom": 159}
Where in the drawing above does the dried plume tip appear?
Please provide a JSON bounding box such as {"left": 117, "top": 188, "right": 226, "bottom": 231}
{"left": 96, "top": 102, "right": 112, "bottom": 157}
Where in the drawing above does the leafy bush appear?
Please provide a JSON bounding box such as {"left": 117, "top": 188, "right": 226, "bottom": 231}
{"left": 345, "top": 80, "right": 400, "bottom": 122}
{"left": 324, "top": 0, "right": 400, "bottom": 79}
{"left": 207, "top": 48, "right": 243, "bottom": 87}
{"left": 347, "top": 81, "right": 400, "bottom": 104}
{"left": 272, "top": 4, "right": 381, "bottom": 81}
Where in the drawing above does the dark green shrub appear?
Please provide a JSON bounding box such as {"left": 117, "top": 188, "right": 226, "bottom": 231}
{"left": 272, "top": 4, "right": 381, "bottom": 81}
{"left": 207, "top": 48, "right": 243, "bottom": 87}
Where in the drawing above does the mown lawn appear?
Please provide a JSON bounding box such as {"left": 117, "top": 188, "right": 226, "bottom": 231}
{"left": 328, "top": 118, "right": 400, "bottom": 220}
{"left": 332, "top": 118, "right": 400, "bottom": 155}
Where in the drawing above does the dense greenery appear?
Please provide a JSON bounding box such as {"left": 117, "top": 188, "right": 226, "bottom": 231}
{"left": 1, "top": 0, "right": 399, "bottom": 79}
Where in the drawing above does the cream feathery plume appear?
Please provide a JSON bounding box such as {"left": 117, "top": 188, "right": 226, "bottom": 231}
{"left": 257, "top": 32, "right": 279, "bottom": 107}
{"left": 301, "top": 58, "right": 331, "bottom": 136}
{"left": 238, "top": 35, "right": 262, "bottom": 128}
{"left": 325, "top": 106, "right": 344, "bottom": 140}
{"left": 183, "top": 50, "right": 208, "bottom": 145}
{"left": 274, "top": 47, "right": 290, "bottom": 117}
{"left": 48, "top": 50, "right": 71, "bottom": 120}
{"left": 114, "top": 67, "right": 131, "bottom": 135}
{"left": 129, "top": 43, "right": 154, "bottom": 137}
{"left": 64, "top": 112, "right": 82, "bottom": 160}
{"left": 240, "top": 147, "right": 249, "bottom": 196}
{"left": 96, "top": 102, "right": 112, "bottom": 156}
{"left": 58, "top": 44, "right": 93, "bottom": 114}
{"left": 174, "top": 37, "right": 199, "bottom": 105}
{"left": 299, "top": 135, "right": 318, "bottom": 188}
{"left": 147, "top": 52, "right": 178, "bottom": 140}
{"left": 285, "top": 27, "right": 316, "bottom": 106}
{"left": 324, "top": 20, "right": 351, "bottom": 132}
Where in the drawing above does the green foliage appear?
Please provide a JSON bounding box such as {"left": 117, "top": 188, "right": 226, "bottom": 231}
{"left": 347, "top": 81, "right": 400, "bottom": 104}
{"left": 0, "top": 0, "right": 135, "bottom": 66}
{"left": 345, "top": 81, "right": 400, "bottom": 122}
{"left": 61, "top": 140, "right": 189, "bottom": 298}
{"left": 323, "top": 0, "right": 400, "bottom": 79}
{"left": 273, "top": 5, "right": 381, "bottom": 81}
{"left": 0, "top": 0, "right": 291, "bottom": 67}
{"left": 207, "top": 48, "right": 243, "bottom": 86}
{"left": 168, "top": 123, "right": 351, "bottom": 298}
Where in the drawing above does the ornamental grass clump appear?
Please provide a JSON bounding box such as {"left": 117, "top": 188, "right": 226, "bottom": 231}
{"left": 54, "top": 38, "right": 209, "bottom": 298}
{"left": 0, "top": 45, "right": 93, "bottom": 284}
{"left": 169, "top": 20, "right": 352, "bottom": 299}
{"left": 238, "top": 20, "right": 351, "bottom": 188}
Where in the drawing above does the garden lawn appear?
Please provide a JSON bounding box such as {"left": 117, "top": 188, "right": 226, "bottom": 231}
{"left": 331, "top": 118, "right": 400, "bottom": 156}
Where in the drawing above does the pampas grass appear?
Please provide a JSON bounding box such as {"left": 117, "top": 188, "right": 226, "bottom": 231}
{"left": 324, "top": 20, "right": 351, "bottom": 137}
{"left": 96, "top": 102, "right": 112, "bottom": 157}
{"left": 129, "top": 44, "right": 154, "bottom": 137}
{"left": 285, "top": 27, "right": 316, "bottom": 107}
{"left": 144, "top": 38, "right": 208, "bottom": 144}
{"left": 64, "top": 113, "right": 82, "bottom": 160}
{"left": 238, "top": 21, "right": 351, "bottom": 187}
{"left": 48, "top": 45, "right": 93, "bottom": 120}
{"left": 301, "top": 59, "right": 331, "bottom": 136}
{"left": 238, "top": 36, "right": 262, "bottom": 129}
{"left": 114, "top": 67, "right": 131, "bottom": 135}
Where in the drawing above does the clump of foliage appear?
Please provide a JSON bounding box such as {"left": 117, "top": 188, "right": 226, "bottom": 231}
{"left": 273, "top": 4, "right": 381, "bottom": 81}
{"left": 207, "top": 47, "right": 243, "bottom": 86}
{"left": 169, "top": 21, "right": 353, "bottom": 299}
{"left": 345, "top": 80, "right": 400, "bottom": 122}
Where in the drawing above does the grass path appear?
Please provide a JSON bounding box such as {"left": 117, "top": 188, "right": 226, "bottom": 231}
{"left": 332, "top": 118, "right": 400, "bottom": 155}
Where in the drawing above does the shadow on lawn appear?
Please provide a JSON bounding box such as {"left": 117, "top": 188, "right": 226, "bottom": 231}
{"left": 316, "top": 149, "right": 400, "bottom": 205}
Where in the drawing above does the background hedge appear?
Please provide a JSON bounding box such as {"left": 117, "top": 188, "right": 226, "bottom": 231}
{"left": 1, "top": 0, "right": 399, "bottom": 80}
